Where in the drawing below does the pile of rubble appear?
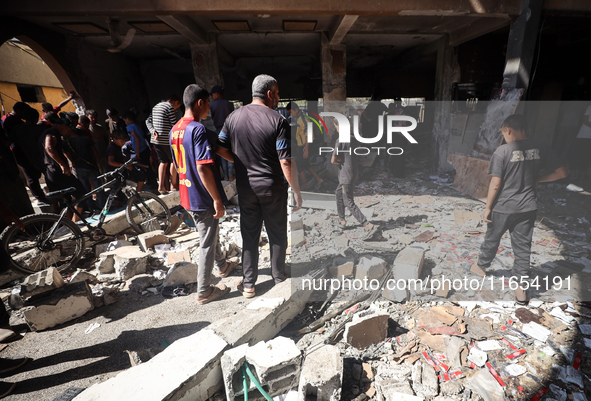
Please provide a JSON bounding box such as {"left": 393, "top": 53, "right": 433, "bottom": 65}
{"left": 2, "top": 211, "right": 244, "bottom": 332}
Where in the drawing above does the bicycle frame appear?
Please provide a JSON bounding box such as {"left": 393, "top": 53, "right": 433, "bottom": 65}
{"left": 41, "top": 161, "right": 139, "bottom": 244}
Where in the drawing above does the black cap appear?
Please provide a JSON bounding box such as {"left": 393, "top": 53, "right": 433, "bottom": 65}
{"left": 211, "top": 85, "right": 223, "bottom": 94}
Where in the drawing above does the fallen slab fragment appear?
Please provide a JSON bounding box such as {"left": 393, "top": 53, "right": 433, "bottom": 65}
{"left": 344, "top": 311, "right": 389, "bottom": 349}
{"left": 411, "top": 362, "right": 438, "bottom": 398}
{"left": 137, "top": 230, "right": 169, "bottom": 252}
{"left": 23, "top": 281, "right": 94, "bottom": 331}
{"left": 162, "top": 262, "right": 198, "bottom": 287}
{"left": 73, "top": 329, "right": 228, "bottom": 401}
{"left": 209, "top": 278, "right": 312, "bottom": 347}
{"left": 374, "top": 364, "right": 416, "bottom": 401}
{"left": 291, "top": 229, "right": 306, "bottom": 247}
{"left": 96, "top": 246, "right": 149, "bottom": 280}
{"left": 69, "top": 269, "right": 99, "bottom": 285}
{"left": 20, "top": 266, "right": 65, "bottom": 299}
{"left": 298, "top": 344, "right": 343, "bottom": 401}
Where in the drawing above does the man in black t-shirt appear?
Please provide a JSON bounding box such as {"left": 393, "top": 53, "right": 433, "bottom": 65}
{"left": 471, "top": 115, "right": 567, "bottom": 304}
{"left": 218, "top": 74, "right": 302, "bottom": 298}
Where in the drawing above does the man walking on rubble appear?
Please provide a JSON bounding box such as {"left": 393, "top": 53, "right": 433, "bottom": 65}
{"left": 470, "top": 114, "right": 567, "bottom": 304}
{"left": 170, "top": 84, "right": 237, "bottom": 305}
{"left": 217, "top": 74, "right": 303, "bottom": 298}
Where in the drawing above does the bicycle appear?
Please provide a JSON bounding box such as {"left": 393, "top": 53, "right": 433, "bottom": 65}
{"left": 0, "top": 159, "right": 172, "bottom": 275}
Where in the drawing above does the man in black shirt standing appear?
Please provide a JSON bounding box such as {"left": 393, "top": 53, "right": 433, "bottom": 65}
{"left": 218, "top": 74, "right": 302, "bottom": 298}
{"left": 471, "top": 115, "right": 567, "bottom": 304}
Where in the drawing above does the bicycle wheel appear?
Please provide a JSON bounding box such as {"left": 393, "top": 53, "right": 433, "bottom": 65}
{"left": 0, "top": 213, "right": 85, "bottom": 275}
{"left": 126, "top": 192, "right": 172, "bottom": 234}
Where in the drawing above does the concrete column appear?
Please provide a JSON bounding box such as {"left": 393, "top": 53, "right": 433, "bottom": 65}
{"left": 433, "top": 36, "right": 460, "bottom": 172}
{"left": 190, "top": 40, "right": 223, "bottom": 92}
{"left": 502, "top": 0, "right": 543, "bottom": 91}
{"left": 320, "top": 33, "right": 346, "bottom": 141}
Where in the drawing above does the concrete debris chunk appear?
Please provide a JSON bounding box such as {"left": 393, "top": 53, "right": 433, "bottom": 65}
{"left": 137, "top": 230, "right": 169, "bottom": 252}
{"left": 330, "top": 260, "right": 354, "bottom": 279}
{"left": 393, "top": 247, "right": 425, "bottom": 282}
{"left": 166, "top": 249, "right": 191, "bottom": 266}
{"left": 374, "top": 364, "right": 415, "bottom": 401}
{"left": 465, "top": 369, "right": 504, "bottom": 401}
{"left": 467, "top": 347, "right": 487, "bottom": 367}
{"left": 355, "top": 256, "right": 387, "bottom": 281}
{"left": 221, "top": 337, "right": 302, "bottom": 400}
{"left": 20, "top": 266, "right": 65, "bottom": 299}
{"left": 96, "top": 246, "right": 149, "bottom": 280}
{"left": 127, "top": 274, "right": 156, "bottom": 293}
{"left": 298, "top": 344, "right": 342, "bottom": 401}
{"left": 23, "top": 281, "right": 94, "bottom": 331}
{"left": 162, "top": 261, "right": 198, "bottom": 287}
{"left": 411, "top": 362, "right": 438, "bottom": 398}
{"left": 344, "top": 312, "right": 389, "bottom": 349}
{"left": 69, "top": 269, "right": 99, "bottom": 285}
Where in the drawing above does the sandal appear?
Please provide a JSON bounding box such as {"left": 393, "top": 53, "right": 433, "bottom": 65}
{"left": 237, "top": 281, "right": 256, "bottom": 298}
{"left": 197, "top": 284, "right": 229, "bottom": 305}
{"left": 218, "top": 259, "right": 240, "bottom": 278}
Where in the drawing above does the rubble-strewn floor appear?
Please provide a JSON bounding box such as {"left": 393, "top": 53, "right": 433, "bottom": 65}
{"left": 0, "top": 219, "right": 280, "bottom": 401}
{"left": 279, "top": 157, "right": 591, "bottom": 400}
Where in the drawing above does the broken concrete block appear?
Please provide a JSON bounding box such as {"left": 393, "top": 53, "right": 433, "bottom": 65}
{"left": 355, "top": 256, "right": 387, "bottom": 281}
{"left": 221, "top": 337, "right": 302, "bottom": 399}
{"left": 96, "top": 246, "right": 149, "bottom": 280}
{"left": 23, "top": 281, "right": 94, "bottom": 331}
{"left": 330, "top": 260, "right": 354, "bottom": 279}
{"left": 69, "top": 269, "right": 99, "bottom": 285}
{"left": 292, "top": 229, "right": 305, "bottom": 247}
{"left": 248, "top": 336, "right": 302, "bottom": 395}
{"left": 94, "top": 240, "right": 133, "bottom": 257}
{"left": 375, "top": 364, "right": 414, "bottom": 401}
{"left": 298, "top": 344, "right": 342, "bottom": 401}
{"left": 344, "top": 311, "right": 389, "bottom": 349}
{"left": 127, "top": 274, "right": 155, "bottom": 293}
{"left": 20, "top": 267, "right": 65, "bottom": 299}
{"left": 411, "top": 362, "right": 438, "bottom": 398}
{"left": 393, "top": 247, "right": 425, "bottom": 281}
{"left": 162, "top": 261, "right": 198, "bottom": 287}
{"left": 137, "top": 230, "right": 169, "bottom": 252}
{"left": 166, "top": 249, "right": 191, "bottom": 266}
{"left": 334, "top": 235, "right": 349, "bottom": 248}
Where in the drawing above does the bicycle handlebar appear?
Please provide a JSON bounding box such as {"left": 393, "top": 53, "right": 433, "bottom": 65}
{"left": 97, "top": 159, "right": 137, "bottom": 180}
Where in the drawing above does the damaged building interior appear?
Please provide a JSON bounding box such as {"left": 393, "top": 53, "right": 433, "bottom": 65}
{"left": 0, "top": 1, "right": 591, "bottom": 401}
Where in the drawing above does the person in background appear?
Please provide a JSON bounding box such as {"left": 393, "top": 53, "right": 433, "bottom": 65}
{"left": 210, "top": 85, "right": 235, "bottom": 180}
{"left": 470, "top": 115, "right": 568, "bottom": 304}
{"left": 105, "top": 108, "right": 126, "bottom": 136}
{"left": 41, "top": 90, "right": 77, "bottom": 118}
{"left": 146, "top": 95, "right": 182, "bottom": 194}
{"left": 86, "top": 110, "right": 109, "bottom": 174}
{"left": 170, "top": 84, "right": 237, "bottom": 304}
{"left": 217, "top": 74, "right": 302, "bottom": 298}
{"left": 107, "top": 128, "right": 146, "bottom": 193}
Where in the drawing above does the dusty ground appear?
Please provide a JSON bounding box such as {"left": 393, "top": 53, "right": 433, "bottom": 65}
{"left": 1, "top": 151, "right": 590, "bottom": 401}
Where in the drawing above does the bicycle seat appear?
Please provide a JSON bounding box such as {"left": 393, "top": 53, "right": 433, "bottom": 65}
{"left": 46, "top": 187, "right": 77, "bottom": 199}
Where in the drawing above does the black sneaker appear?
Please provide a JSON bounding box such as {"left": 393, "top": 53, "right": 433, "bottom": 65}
{"left": 0, "top": 381, "right": 16, "bottom": 399}
{"left": 0, "top": 357, "right": 31, "bottom": 375}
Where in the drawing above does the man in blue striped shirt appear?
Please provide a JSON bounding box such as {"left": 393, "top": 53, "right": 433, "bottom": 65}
{"left": 218, "top": 74, "right": 302, "bottom": 298}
